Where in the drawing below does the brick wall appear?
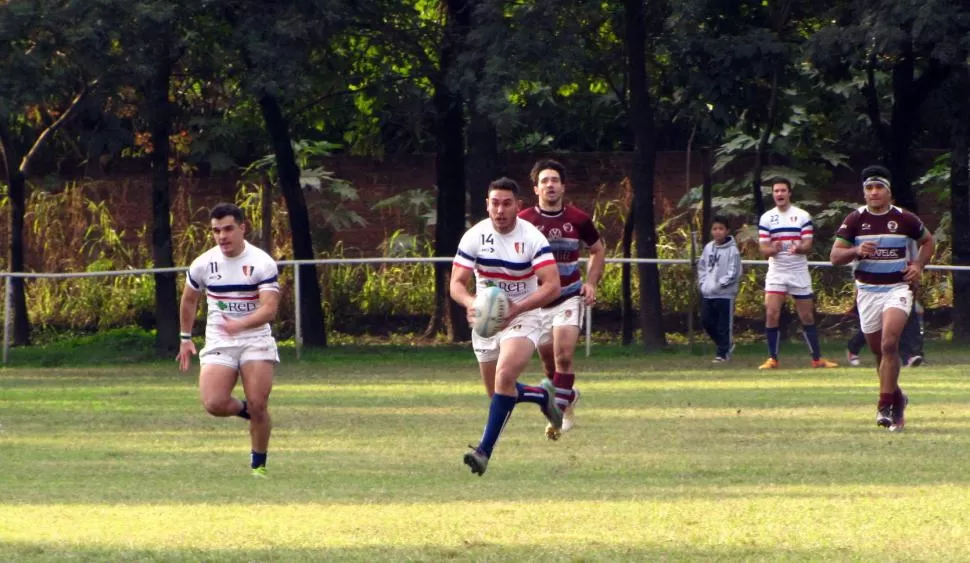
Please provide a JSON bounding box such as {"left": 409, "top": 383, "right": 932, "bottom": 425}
{"left": 8, "top": 151, "right": 947, "bottom": 269}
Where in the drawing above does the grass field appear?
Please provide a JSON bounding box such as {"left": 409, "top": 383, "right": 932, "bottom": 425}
{"left": 4, "top": 339, "right": 970, "bottom": 561}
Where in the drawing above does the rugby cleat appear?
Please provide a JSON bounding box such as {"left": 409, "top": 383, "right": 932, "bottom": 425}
{"left": 463, "top": 446, "right": 489, "bottom": 476}
{"left": 758, "top": 358, "right": 779, "bottom": 370}
{"left": 890, "top": 393, "right": 909, "bottom": 432}
{"left": 876, "top": 405, "right": 894, "bottom": 428}
{"left": 538, "top": 378, "right": 563, "bottom": 434}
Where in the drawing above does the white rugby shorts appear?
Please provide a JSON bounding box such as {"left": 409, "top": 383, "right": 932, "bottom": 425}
{"left": 538, "top": 295, "right": 585, "bottom": 346}
{"left": 765, "top": 268, "right": 813, "bottom": 298}
{"left": 471, "top": 309, "right": 543, "bottom": 363}
{"left": 857, "top": 284, "right": 912, "bottom": 334}
{"left": 200, "top": 335, "right": 280, "bottom": 369}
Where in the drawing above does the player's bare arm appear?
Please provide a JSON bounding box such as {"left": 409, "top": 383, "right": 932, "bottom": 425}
{"left": 582, "top": 239, "right": 606, "bottom": 305}
{"left": 793, "top": 237, "right": 813, "bottom": 255}
{"left": 176, "top": 284, "right": 202, "bottom": 371}
{"left": 449, "top": 265, "right": 477, "bottom": 325}
{"left": 760, "top": 240, "right": 780, "bottom": 258}
{"left": 222, "top": 290, "right": 281, "bottom": 336}
{"left": 902, "top": 232, "right": 935, "bottom": 283}
{"left": 830, "top": 239, "right": 874, "bottom": 265}
{"left": 506, "top": 263, "right": 561, "bottom": 320}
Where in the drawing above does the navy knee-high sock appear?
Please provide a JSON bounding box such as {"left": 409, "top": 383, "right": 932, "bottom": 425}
{"left": 766, "top": 327, "right": 780, "bottom": 359}
{"left": 515, "top": 382, "right": 548, "bottom": 406}
{"left": 478, "top": 393, "right": 516, "bottom": 457}
{"left": 803, "top": 324, "right": 821, "bottom": 360}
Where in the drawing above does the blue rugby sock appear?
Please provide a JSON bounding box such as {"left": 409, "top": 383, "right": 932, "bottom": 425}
{"left": 766, "top": 327, "right": 780, "bottom": 359}
{"left": 251, "top": 450, "right": 267, "bottom": 469}
{"left": 803, "top": 324, "right": 821, "bottom": 360}
{"left": 515, "top": 382, "right": 548, "bottom": 406}
{"left": 478, "top": 393, "right": 516, "bottom": 458}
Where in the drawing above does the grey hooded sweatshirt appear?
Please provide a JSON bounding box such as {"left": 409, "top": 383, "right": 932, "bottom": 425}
{"left": 697, "top": 236, "right": 742, "bottom": 299}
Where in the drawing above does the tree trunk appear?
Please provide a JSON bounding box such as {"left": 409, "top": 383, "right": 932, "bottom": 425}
{"left": 466, "top": 107, "right": 498, "bottom": 222}
{"left": 701, "top": 147, "right": 713, "bottom": 244}
{"left": 950, "top": 65, "right": 970, "bottom": 343}
{"left": 621, "top": 207, "right": 635, "bottom": 345}
{"left": 260, "top": 179, "right": 272, "bottom": 253}
{"left": 625, "top": 0, "right": 665, "bottom": 350}
{"left": 258, "top": 94, "right": 327, "bottom": 347}
{"left": 426, "top": 0, "right": 471, "bottom": 341}
{"left": 149, "top": 37, "right": 179, "bottom": 357}
{"left": 751, "top": 66, "right": 781, "bottom": 219}
{"left": 0, "top": 125, "right": 30, "bottom": 346}
{"left": 862, "top": 39, "right": 950, "bottom": 214}
{"left": 887, "top": 57, "right": 919, "bottom": 212}
{"left": 7, "top": 169, "right": 30, "bottom": 346}
{"left": 465, "top": 0, "right": 498, "bottom": 222}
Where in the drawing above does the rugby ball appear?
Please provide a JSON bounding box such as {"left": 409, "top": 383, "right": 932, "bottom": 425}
{"left": 472, "top": 286, "right": 509, "bottom": 338}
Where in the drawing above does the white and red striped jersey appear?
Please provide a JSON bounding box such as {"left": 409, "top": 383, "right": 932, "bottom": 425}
{"left": 453, "top": 217, "right": 555, "bottom": 303}
{"left": 186, "top": 241, "right": 280, "bottom": 341}
{"left": 758, "top": 205, "right": 813, "bottom": 274}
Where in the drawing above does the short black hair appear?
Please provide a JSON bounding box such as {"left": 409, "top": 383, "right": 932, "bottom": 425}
{"left": 860, "top": 165, "right": 891, "bottom": 183}
{"left": 711, "top": 215, "right": 730, "bottom": 229}
{"left": 488, "top": 177, "right": 520, "bottom": 195}
{"left": 210, "top": 203, "right": 245, "bottom": 224}
{"left": 529, "top": 159, "right": 567, "bottom": 185}
{"left": 765, "top": 176, "right": 792, "bottom": 191}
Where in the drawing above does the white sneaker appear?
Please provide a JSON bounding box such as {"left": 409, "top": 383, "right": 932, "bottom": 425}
{"left": 561, "top": 388, "right": 581, "bottom": 433}
{"left": 905, "top": 355, "right": 923, "bottom": 367}
{"left": 847, "top": 351, "right": 860, "bottom": 367}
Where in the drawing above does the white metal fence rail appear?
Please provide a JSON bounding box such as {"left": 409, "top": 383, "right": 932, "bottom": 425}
{"left": 3, "top": 258, "right": 969, "bottom": 364}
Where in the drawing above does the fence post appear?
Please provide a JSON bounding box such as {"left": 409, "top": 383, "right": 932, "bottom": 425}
{"left": 3, "top": 275, "right": 11, "bottom": 365}
{"left": 294, "top": 263, "right": 302, "bottom": 361}
{"left": 585, "top": 304, "right": 592, "bottom": 358}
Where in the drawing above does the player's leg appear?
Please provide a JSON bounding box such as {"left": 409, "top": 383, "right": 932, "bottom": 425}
{"left": 465, "top": 313, "right": 553, "bottom": 474}
{"left": 478, "top": 361, "right": 497, "bottom": 398}
{"left": 549, "top": 323, "right": 581, "bottom": 433}
{"left": 847, "top": 311, "right": 866, "bottom": 366}
{"left": 535, "top": 307, "right": 556, "bottom": 381}
{"left": 899, "top": 301, "right": 923, "bottom": 367}
{"left": 464, "top": 337, "right": 535, "bottom": 475}
{"left": 199, "top": 363, "right": 245, "bottom": 416}
{"left": 198, "top": 343, "right": 247, "bottom": 417}
{"left": 239, "top": 359, "right": 274, "bottom": 474}
{"left": 877, "top": 290, "right": 912, "bottom": 431}
{"left": 238, "top": 337, "right": 278, "bottom": 475}
{"left": 761, "top": 287, "right": 785, "bottom": 368}
{"left": 536, "top": 341, "right": 556, "bottom": 380}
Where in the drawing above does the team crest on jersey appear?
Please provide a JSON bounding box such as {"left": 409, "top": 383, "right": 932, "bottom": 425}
{"left": 887, "top": 221, "right": 898, "bottom": 233}
{"left": 790, "top": 215, "right": 797, "bottom": 223}
{"left": 242, "top": 265, "right": 255, "bottom": 277}
{"left": 514, "top": 242, "right": 525, "bottom": 254}
{"left": 563, "top": 223, "right": 574, "bottom": 233}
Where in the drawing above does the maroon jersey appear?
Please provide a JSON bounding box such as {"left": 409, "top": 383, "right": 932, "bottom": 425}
{"left": 835, "top": 205, "right": 927, "bottom": 289}
{"left": 518, "top": 204, "right": 601, "bottom": 306}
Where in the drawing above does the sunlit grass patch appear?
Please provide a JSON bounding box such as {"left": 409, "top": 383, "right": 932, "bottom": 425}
{"left": 4, "top": 348, "right": 970, "bottom": 561}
